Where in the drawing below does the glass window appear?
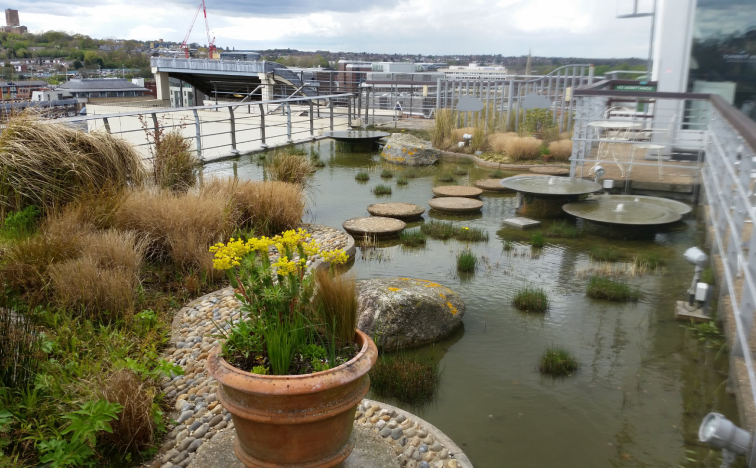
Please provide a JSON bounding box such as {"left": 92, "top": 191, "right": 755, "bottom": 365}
{"left": 689, "top": 0, "right": 756, "bottom": 120}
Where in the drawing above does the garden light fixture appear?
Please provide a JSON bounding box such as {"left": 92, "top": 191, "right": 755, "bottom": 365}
{"left": 699, "top": 412, "right": 751, "bottom": 467}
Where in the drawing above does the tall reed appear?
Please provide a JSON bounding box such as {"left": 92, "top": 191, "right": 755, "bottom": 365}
{"left": 314, "top": 269, "right": 358, "bottom": 344}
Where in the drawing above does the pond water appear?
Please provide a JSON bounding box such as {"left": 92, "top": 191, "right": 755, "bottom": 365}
{"left": 203, "top": 140, "right": 737, "bottom": 468}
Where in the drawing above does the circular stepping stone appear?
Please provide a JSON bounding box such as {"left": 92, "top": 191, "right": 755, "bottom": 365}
{"left": 428, "top": 197, "right": 483, "bottom": 214}
{"left": 343, "top": 216, "right": 406, "bottom": 238}
{"left": 432, "top": 185, "right": 483, "bottom": 198}
{"left": 474, "top": 179, "right": 513, "bottom": 192}
{"left": 530, "top": 166, "right": 570, "bottom": 176}
{"left": 367, "top": 202, "right": 425, "bottom": 220}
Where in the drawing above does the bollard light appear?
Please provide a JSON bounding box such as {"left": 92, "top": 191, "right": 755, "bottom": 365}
{"left": 699, "top": 413, "right": 751, "bottom": 467}
{"left": 594, "top": 165, "right": 605, "bottom": 183}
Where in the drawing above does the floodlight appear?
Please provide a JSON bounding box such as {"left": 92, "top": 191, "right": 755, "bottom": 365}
{"left": 684, "top": 247, "right": 708, "bottom": 267}
{"left": 594, "top": 165, "right": 605, "bottom": 183}
{"left": 699, "top": 413, "right": 751, "bottom": 467}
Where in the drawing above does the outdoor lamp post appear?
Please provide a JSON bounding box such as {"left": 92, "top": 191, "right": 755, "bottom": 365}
{"left": 594, "top": 165, "right": 605, "bottom": 183}
{"left": 699, "top": 413, "right": 751, "bottom": 468}
{"left": 684, "top": 247, "right": 708, "bottom": 307}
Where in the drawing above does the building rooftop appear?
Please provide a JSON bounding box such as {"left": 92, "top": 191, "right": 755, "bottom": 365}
{"left": 0, "top": 81, "right": 47, "bottom": 88}
{"left": 58, "top": 78, "right": 148, "bottom": 93}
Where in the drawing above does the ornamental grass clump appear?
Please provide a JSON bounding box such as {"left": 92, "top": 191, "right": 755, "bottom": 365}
{"left": 437, "top": 174, "right": 455, "bottom": 183}
{"left": 210, "top": 229, "right": 355, "bottom": 376}
{"left": 545, "top": 220, "right": 581, "bottom": 238}
{"left": 456, "top": 249, "right": 477, "bottom": 272}
{"left": 530, "top": 232, "right": 545, "bottom": 248}
{"left": 0, "top": 113, "right": 146, "bottom": 218}
{"left": 512, "top": 287, "right": 549, "bottom": 312}
{"left": 268, "top": 146, "right": 314, "bottom": 187}
{"left": 399, "top": 229, "right": 426, "bottom": 247}
{"left": 548, "top": 140, "right": 573, "bottom": 162}
{"left": 590, "top": 246, "right": 621, "bottom": 262}
{"left": 227, "top": 179, "right": 305, "bottom": 237}
{"left": 151, "top": 130, "right": 199, "bottom": 193}
{"left": 369, "top": 352, "right": 442, "bottom": 406}
{"left": 420, "top": 221, "right": 488, "bottom": 242}
{"left": 380, "top": 169, "right": 394, "bottom": 179}
{"left": 634, "top": 252, "right": 665, "bottom": 270}
{"left": 355, "top": 172, "right": 370, "bottom": 181}
{"left": 372, "top": 185, "right": 392, "bottom": 196}
{"left": 539, "top": 347, "right": 579, "bottom": 376}
{"left": 586, "top": 276, "right": 639, "bottom": 302}
{"left": 396, "top": 177, "right": 408, "bottom": 186}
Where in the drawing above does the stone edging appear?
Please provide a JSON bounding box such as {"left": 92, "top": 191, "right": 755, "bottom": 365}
{"left": 437, "top": 149, "right": 570, "bottom": 171}
{"left": 357, "top": 399, "right": 473, "bottom": 468}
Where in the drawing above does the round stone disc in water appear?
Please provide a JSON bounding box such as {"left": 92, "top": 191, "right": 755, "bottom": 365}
{"left": 428, "top": 197, "right": 484, "bottom": 213}
{"left": 432, "top": 186, "right": 483, "bottom": 198}
{"left": 563, "top": 197, "right": 681, "bottom": 225}
{"left": 367, "top": 202, "right": 425, "bottom": 220}
{"left": 500, "top": 175, "right": 601, "bottom": 196}
{"left": 342, "top": 216, "right": 406, "bottom": 238}
{"left": 474, "top": 179, "right": 513, "bottom": 192}
{"left": 323, "top": 130, "right": 390, "bottom": 141}
{"left": 586, "top": 194, "right": 692, "bottom": 217}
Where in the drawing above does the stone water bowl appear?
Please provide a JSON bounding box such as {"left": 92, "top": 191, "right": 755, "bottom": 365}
{"left": 563, "top": 195, "right": 683, "bottom": 238}
{"left": 499, "top": 175, "right": 602, "bottom": 218}
{"left": 323, "top": 130, "right": 390, "bottom": 153}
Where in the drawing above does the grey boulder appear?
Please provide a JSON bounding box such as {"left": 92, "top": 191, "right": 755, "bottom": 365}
{"left": 356, "top": 277, "right": 464, "bottom": 350}
{"left": 380, "top": 134, "right": 440, "bottom": 166}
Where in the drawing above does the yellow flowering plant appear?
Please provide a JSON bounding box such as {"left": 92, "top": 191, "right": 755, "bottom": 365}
{"left": 209, "top": 229, "right": 351, "bottom": 375}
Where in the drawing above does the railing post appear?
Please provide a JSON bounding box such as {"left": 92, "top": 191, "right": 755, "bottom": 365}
{"left": 192, "top": 108, "right": 202, "bottom": 160}
{"left": 102, "top": 117, "right": 111, "bottom": 133}
{"left": 151, "top": 113, "right": 159, "bottom": 133}
{"left": 228, "top": 107, "right": 239, "bottom": 155}
{"left": 309, "top": 100, "right": 314, "bottom": 139}
{"left": 329, "top": 98, "right": 334, "bottom": 131}
{"left": 364, "top": 87, "right": 370, "bottom": 124}
{"left": 286, "top": 102, "right": 293, "bottom": 143}
{"left": 258, "top": 103, "right": 268, "bottom": 149}
{"left": 436, "top": 78, "right": 442, "bottom": 110}
{"left": 347, "top": 97, "right": 352, "bottom": 128}
{"left": 506, "top": 81, "right": 514, "bottom": 132}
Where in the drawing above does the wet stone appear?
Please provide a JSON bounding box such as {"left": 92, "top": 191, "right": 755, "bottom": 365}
{"left": 430, "top": 441, "right": 443, "bottom": 452}
{"left": 379, "top": 427, "right": 392, "bottom": 438}
{"left": 419, "top": 444, "right": 428, "bottom": 453}
{"left": 391, "top": 428, "right": 404, "bottom": 440}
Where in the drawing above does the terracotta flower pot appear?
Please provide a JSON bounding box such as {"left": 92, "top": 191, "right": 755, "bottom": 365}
{"left": 207, "top": 330, "right": 378, "bottom": 468}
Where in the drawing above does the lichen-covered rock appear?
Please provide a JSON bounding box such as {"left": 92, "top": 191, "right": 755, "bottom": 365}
{"left": 356, "top": 278, "right": 464, "bottom": 350}
{"left": 381, "top": 134, "right": 440, "bottom": 166}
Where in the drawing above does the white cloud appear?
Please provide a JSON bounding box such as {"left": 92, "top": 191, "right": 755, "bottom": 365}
{"left": 17, "top": 0, "right": 653, "bottom": 57}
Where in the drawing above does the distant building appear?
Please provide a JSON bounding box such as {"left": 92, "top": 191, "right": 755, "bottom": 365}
{"left": 57, "top": 78, "right": 150, "bottom": 99}
{"left": 31, "top": 88, "right": 73, "bottom": 102}
{"left": 5, "top": 9, "right": 19, "bottom": 26}
{"left": 439, "top": 63, "right": 508, "bottom": 80}
{"left": 0, "top": 80, "right": 47, "bottom": 101}
{"left": 219, "top": 50, "right": 261, "bottom": 61}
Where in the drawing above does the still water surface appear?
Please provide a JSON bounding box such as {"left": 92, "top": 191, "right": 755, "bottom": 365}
{"left": 204, "top": 140, "right": 736, "bottom": 468}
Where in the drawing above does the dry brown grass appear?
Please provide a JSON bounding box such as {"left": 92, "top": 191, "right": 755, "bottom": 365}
{"left": 233, "top": 179, "right": 305, "bottom": 236}
{"left": 49, "top": 230, "right": 145, "bottom": 318}
{"left": 153, "top": 130, "right": 199, "bottom": 193}
{"left": 268, "top": 147, "right": 314, "bottom": 187}
{"left": 0, "top": 113, "right": 146, "bottom": 218}
{"left": 98, "top": 369, "right": 159, "bottom": 453}
{"left": 488, "top": 132, "right": 519, "bottom": 153}
{"left": 430, "top": 108, "right": 456, "bottom": 148}
{"left": 548, "top": 140, "right": 573, "bottom": 161}
{"left": 313, "top": 269, "right": 358, "bottom": 344}
{"left": 504, "top": 137, "right": 542, "bottom": 161}
{"left": 114, "top": 188, "right": 232, "bottom": 272}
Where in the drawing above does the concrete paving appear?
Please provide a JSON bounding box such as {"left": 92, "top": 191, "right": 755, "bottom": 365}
{"left": 187, "top": 424, "right": 400, "bottom": 468}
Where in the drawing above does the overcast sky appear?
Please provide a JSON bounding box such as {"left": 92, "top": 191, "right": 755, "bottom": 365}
{"left": 13, "top": 0, "right": 658, "bottom": 58}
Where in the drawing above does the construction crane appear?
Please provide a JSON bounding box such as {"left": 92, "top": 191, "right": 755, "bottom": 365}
{"left": 180, "top": 0, "right": 217, "bottom": 59}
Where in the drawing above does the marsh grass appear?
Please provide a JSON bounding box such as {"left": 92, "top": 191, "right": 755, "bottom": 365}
{"left": 313, "top": 159, "right": 326, "bottom": 168}
{"left": 503, "top": 240, "right": 513, "bottom": 251}
{"left": 358, "top": 235, "right": 393, "bottom": 263}
{"left": 539, "top": 347, "right": 579, "bottom": 376}
{"left": 405, "top": 171, "right": 417, "bottom": 178}
{"left": 380, "top": 169, "right": 394, "bottom": 179}
{"left": 453, "top": 167, "right": 469, "bottom": 176}
{"left": 512, "top": 287, "right": 549, "bottom": 312}
{"left": 456, "top": 249, "right": 477, "bottom": 272}
{"left": 590, "top": 246, "right": 621, "bottom": 262}
{"left": 313, "top": 270, "right": 358, "bottom": 344}
{"left": 586, "top": 276, "right": 640, "bottom": 302}
{"left": 634, "top": 252, "right": 666, "bottom": 270}
{"left": 437, "top": 174, "right": 455, "bottom": 183}
{"left": 545, "top": 220, "right": 581, "bottom": 238}
{"left": 420, "top": 221, "right": 488, "bottom": 242}
{"left": 229, "top": 179, "right": 305, "bottom": 236}
{"left": 152, "top": 130, "right": 199, "bottom": 192}
{"left": 396, "top": 177, "right": 408, "bottom": 186}
{"left": 489, "top": 169, "right": 504, "bottom": 178}
{"left": 372, "top": 185, "right": 392, "bottom": 196}
{"left": 548, "top": 140, "right": 573, "bottom": 162}
{"left": 430, "top": 108, "right": 456, "bottom": 148}
{"left": 355, "top": 172, "right": 370, "bottom": 181}
{"left": 530, "top": 232, "right": 545, "bottom": 248}
{"left": 399, "top": 229, "right": 426, "bottom": 247}
{"left": 576, "top": 259, "right": 647, "bottom": 279}
{"left": 369, "top": 352, "right": 441, "bottom": 405}
{"left": 505, "top": 137, "right": 542, "bottom": 161}
{"left": 268, "top": 146, "right": 314, "bottom": 187}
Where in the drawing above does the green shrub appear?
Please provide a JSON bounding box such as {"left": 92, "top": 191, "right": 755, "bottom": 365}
{"left": 1, "top": 206, "right": 40, "bottom": 239}
{"left": 530, "top": 232, "right": 545, "bottom": 248}
{"left": 396, "top": 177, "right": 408, "bottom": 186}
{"left": 545, "top": 220, "right": 580, "bottom": 238}
{"left": 380, "top": 169, "right": 393, "bottom": 179}
{"left": 399, "top": 229, "right": 426, "bottom": 247}
{"left": 355, "top": 172, "right": 370, "bottom": 181}
{"left": 586, "top": 276, "right": 639, "bottom": 302}
{"left": 539, "top": 347, "right": 579, "bottom": 376}
{"left": 523, "top": 108, "right": 555, "bottom": 134}
{"left": 457, "top": 250, "right": 477, "bottom": 272}
{"left": 369, "top": 353, "right": 441, "bottom": 405}
{"left": 512, "top": 287, "right": 549, "bottom": 312}
{"left": 590, "top": 246, "right": 620, "bottom": 262}
{"left": 372, "top": 185, "right": 392, "bottom": 196}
